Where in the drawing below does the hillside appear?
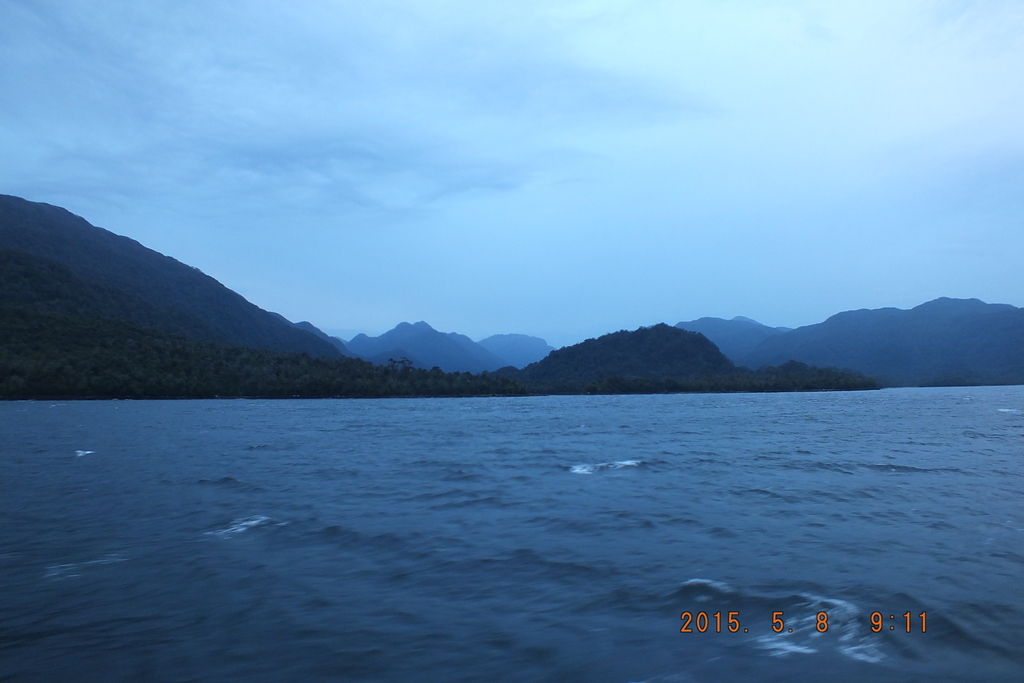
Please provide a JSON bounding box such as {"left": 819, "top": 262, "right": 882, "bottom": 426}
{"left": 741, "top": 298, "right": 1024, "bottom": 386}
{"left": 0, "top": 194, "right": 339, "bottom": 357}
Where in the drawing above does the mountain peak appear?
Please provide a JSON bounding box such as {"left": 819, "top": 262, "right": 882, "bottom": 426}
{"left": 517, "top": 323, "right": 733, "bottom": 387}
{"left": 344, "top": 320, "right": 506, "bottom": 372}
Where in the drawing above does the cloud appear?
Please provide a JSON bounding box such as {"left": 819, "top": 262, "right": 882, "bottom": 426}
{"left": 1, "top": 0, "right": 703, "bottom": 222}
{"left": 2, "top": 0, "right": 1023, "bottom": 341}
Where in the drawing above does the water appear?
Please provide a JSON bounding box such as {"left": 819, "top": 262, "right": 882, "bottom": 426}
{"left": 1, "top": 387, "right": 1022, "bottom": 682}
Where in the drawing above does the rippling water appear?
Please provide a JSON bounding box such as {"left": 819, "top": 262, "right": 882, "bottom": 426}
{"left": 2, "top": 387, "right": 1023, "bottom": 682}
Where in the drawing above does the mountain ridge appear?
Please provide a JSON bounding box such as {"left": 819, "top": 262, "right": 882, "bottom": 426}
{"left": 346, "top": 321, "right": 509, "bottom": 373}
{"left": 477, "top": 334, "right": 554, "bottom": 369}
{"left": 0, "top": 194, "right": 340, "bottom": 357}
{"left": 675, "top": 316, "right": 789, "bottom": 361}
{"left": 502, "top": 323, "right": 877, "bottom": 393}
{"left": 740, "top": 297, "right": 1024, "bottom": 386}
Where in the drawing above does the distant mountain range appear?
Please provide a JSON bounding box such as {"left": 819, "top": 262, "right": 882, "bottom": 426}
{"left": 676, "top": 316, "right": 790, "bottom": 360}
{"left": 344, "top": 322, "right": 552, "bottom": 373}
{"left": 477, "top": 334, "right": 555, "bottom": 369}
{"left": 0, "top": 194, "right": 552, "bottom": 378}
{"left": 501, "top": 324, "right": 877, "bottom": 393}
{"left": 345, "top": 321, "right": 505, "bottom": 373}
{"left": 3, "top": 193, "right": 1022, "bottom": 391}
{"left": 679, "top": 300, "right": 1024, "bottom": 386}
{"left": 0, "top": 195, "right": 523, "bottom": 398}
{"left": 0, "top": 194, "right": 339, "bottom": 358}
{"left": 340, "top": 323, "right": 551, "bottom": 372}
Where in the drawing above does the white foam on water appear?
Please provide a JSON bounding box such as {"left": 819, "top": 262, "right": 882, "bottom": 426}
{"left": 44, "top": 563, "right": 80, "bottom": 579}
{"left": 839, "top": 640, "right": 885, "bottom": 664}
{"left": 207, "top": 515, "right": 273, "bottom": 537}
{"left": 755, "top": 636, "right": 818, "bottom": 656}
{"left": 813, "top": 595, "right": 884, "bottom": 664}
{"left": 679, "top": 578, "right": 736, "bottom": 604}
{"left": 997, "top": 408, "right": 1019, "bottom": 413}
{"left": 570, "top": 460, "right": 642, "bottom": 474}
{"left": 83, "top": 553, "right": 128, "bottom": 566}
{"left": 679, "top": 578, "right": 736, "bottom": 594}
{"left": 75, "top": 450, "right": 94, "bottom": 457}
{"left": 44, "top": 554, "right": 127, "bottom": 580}
{"left": 753, "top": 593, "right": 884, "bottom": 663}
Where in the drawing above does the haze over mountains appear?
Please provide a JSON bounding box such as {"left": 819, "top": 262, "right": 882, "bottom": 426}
{"left": 477, "top": 334, "right": 555, "bottom": 370}
{"left": 2, "top": 193, "right": 1023, "bottom": 391}
{"left": 676, "top": 316, "right": 791, "bottom": 360}
{"left": 0, "top": 194, "right": 550, "bottom": 374}
{"left": 738, "top": 299, "right": 1024, "bottom": 386}
{"left": 679, "top": 301, "right": 1024, "bottom": 386}
{"left": 343, "top": 325, "right": 553, "bottom": 372}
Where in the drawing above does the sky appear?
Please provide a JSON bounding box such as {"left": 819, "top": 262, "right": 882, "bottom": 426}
{"left": 2, "top": 0, "right": 1023, "bottom": 347}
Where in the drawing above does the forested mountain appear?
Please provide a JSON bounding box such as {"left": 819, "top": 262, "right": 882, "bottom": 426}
{"left": 6, "top": 194, "right": 1011, "bottom": 396}
{"left": 0, "top": 194, "right": 338, "bottom": 357}
{"left": 346, "top": 322, "right": 509, "bottom": 372}
{"left": 477, "top": 334, "right": 554, "bottom": 369}
{"left": 676, "top": 316, "right": 789, "bottom": 362}
{"left": 0, "top": 197, "right": 526, "bottom": 398}
{"left": 0, "top": 305, "right": 524, "bottom": 399}
{"left": 504, "top": 323, "right": 876, "bottom": 393}
{"left": 740, "top": 298, "right": 1024, "bottom": 386}
{"left": 516, "top": 324, "right": 733, "bottom": 386}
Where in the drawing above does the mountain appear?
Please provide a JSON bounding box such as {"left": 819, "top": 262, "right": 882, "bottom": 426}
{"left": 0, "top": 194, "right": 339, "bottom": 357}
{"left": 293, "top": 321, "right": 353, "bottom": 356}
{"left": 740, "top": 298, "right": 1024, "bottom": 386}
{"left": 514, "top": 323, "right": 735, "bottom": 387}
{"left": 476, "top": 334, "right": 554, "bottom": 369}
{"left": 346, "top": 321, "right": 509, "bottom": 373}
{"left": 676, "top": 316, "right": 790, "bottom": 362}
{"left": 0, "top": 303, "right": 525, "bottom": 399}
{"left": 505, "top": 323, "right": 875, "bottom": 393}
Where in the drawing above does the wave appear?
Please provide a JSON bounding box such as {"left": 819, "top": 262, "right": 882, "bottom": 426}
{"left": 206, "top": 515, "right": 275, "bottom": 537}
{"left": 570, "top": 460, "right": 642, "bottom": 474}
{"left": 44, "top": 553, "right": 127, "bottom": 580}
{"left": 666, "top": 579, "right": 884, "bottom": 664}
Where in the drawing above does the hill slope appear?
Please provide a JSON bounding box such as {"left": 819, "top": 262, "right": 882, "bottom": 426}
{"left": 741, "top": 298, "right": 1024, "bottom": 386}
{"left": 0, "top": 194, "right": 339, "bottom": 357}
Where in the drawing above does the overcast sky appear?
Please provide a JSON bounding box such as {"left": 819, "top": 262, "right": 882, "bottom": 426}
{"left": 2, "top": 0, "right": 1023, "bottom": 346}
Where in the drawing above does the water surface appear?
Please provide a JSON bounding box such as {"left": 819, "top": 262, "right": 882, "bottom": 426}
{"left": 2, "top": 387, "right": 1022, "bottom": 681}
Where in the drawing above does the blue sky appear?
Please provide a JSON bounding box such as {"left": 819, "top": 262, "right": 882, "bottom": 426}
{"left": 2, "top": 0, "right": 1022, "bottom": 347}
